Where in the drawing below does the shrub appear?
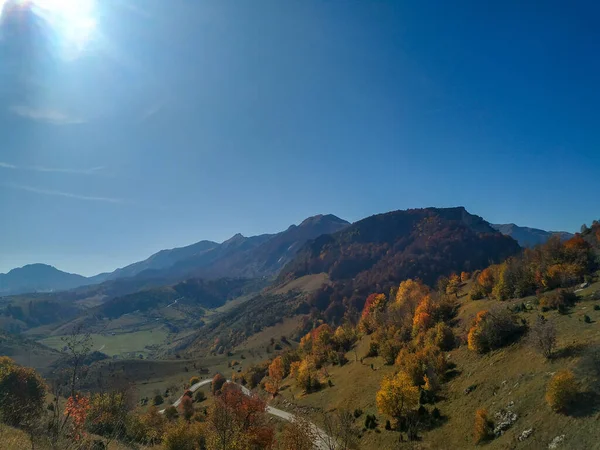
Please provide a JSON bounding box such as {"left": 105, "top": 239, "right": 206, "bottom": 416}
{"left": 594, "top": 305, "right": 600, "bottom": 311}
{"left": 467, "top": 309, "right": 522, "bottom": 353}
{"left": 211, "top": 373, "right": 226, "bottom": 394}
{"left": 469, "top": 282, "right": 486, "bottom": 300}
{"left": 189, "top": 376, "right": 200, "bottom": 386}
{"left": 164, "top": 406, "right": 178, "bottom": 421}
{"left": 539, "top": 289, "right": 577, "bottom": 312}
{"left": 162, "top": 420, "right": 207, "bottom": 450}
{"left": 473, "top": 408, "right": 493, "bottom": 443}
{"left": 86, "top": 392, "right": 128, "bottom": 438}
{"left": 366, "top": 341, "right": 379, "bottom": 357}
{"left": 529, "top": 315, "right": 557, "bottom": 359}
{"left": 364, "top": 414, "right": 378, "bottom": 429}
{"left": 0, "top": 357, "right": 46, "bottom": 426}
{"left": 194, "top": 390, "right": 206, "bottom": 403}
{"left": 353, "top": 408, "right": 363, "bottom": 419}
{"left": 153, "top": 395, "right": 164, "bottom": 406}
{"left": 126, "top": 406, "right": 166, "bottom": 445}
{"left": 584, "top": 314, "right": 592, "bottom": 323}
{"left": 385, "top": 419, "right": 391, "bottom": 430}
{"left": 546, "top": 370, "right": 578, "bottom": 412}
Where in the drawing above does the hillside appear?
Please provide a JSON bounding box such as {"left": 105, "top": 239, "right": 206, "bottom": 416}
{"left": 278, "top": 207, "right": 521, "bottom": 314}
{"left": 0, "top": 264, "right": 91, "bottom": 296}
{"left": 105, "top": 240, "right": 219, "bottom": 280}
{"left": 492, "top": 223, "right": 573, "bottom": 247}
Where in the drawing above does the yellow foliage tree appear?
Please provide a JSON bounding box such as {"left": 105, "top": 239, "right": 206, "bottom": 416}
{"left": 395, "top": 279, "right": 430, "bottom": 315}
{"left": 376, "top": 371, "right": 420, "bottom": 424}
{"left": 446, "top": 273, "right": 461, "bottom": 296}
{"left": 460, "top": 271, "right": 470, "bottom": 283}
{"left": 467, "top": 311, "right": 489, "bottom": 353}
{"left": 546, "top": 370, "right": 578, "bottom": 412}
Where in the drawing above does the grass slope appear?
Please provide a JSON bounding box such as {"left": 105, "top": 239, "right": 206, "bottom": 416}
{"left": 273, "top": 280, "right": 600, "bottom": 449}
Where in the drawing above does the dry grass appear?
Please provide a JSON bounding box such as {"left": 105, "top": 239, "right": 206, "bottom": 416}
{"left": 271, "top": 279, "right": 600, "bottom": 449}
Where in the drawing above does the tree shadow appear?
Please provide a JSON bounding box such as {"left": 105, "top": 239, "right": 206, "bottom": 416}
{"left": 551, "top": 342, "right": 588, "bottom": 360}
{"left": 566, "top": 391, "right": 600, "bottom": 418}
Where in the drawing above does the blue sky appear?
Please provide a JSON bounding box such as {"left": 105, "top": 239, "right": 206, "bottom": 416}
{"left": 0, "top": 0, "right": 598, "bottom": 276}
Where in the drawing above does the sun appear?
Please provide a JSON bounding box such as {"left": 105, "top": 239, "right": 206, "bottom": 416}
{"left": 1, "top": 0, "right": 97, "bottom": 58}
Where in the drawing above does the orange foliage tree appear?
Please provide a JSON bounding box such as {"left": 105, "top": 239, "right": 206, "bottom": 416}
{"left": 265, "top": 356, "right": 285, "bottom": 396}
{"left": 359, "top": 293, "right": 386, "bottom": 334}
{"left": 64, "top": 394, "right": 90, "bottom": 440}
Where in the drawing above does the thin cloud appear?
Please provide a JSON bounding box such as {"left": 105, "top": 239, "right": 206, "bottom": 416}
{"left": 3, "top": 183, "right": 124, "bottom": 204}
{"left": 140, "top": 103, "right": 164, "bottom": 122}
{"left": 10, "top": 105, "right": 85, "bottom": 125}
{"left": 0, "top": 162, "right": 105, "bottom": 175}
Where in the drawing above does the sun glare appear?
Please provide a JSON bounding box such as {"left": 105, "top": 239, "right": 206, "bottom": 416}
{"left": 2, "top": 0, "right": 97, "bottom": 58}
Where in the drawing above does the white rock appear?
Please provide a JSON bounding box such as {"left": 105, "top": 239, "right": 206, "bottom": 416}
{"left": 518, "top": 428, "right": 533, "bottom": 442}
{"left": 548, "top": 435, "right": 565, "bottom": 449}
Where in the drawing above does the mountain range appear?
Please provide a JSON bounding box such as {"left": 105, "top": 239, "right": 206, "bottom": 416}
{"left": 0, "top": 212, "right": 577, "bottom": 297}
{"left": 0, "top": 214, "right": 349, "bottom": 296}
{"left": 491, "top": 223, "right": 573, "bottom": 247}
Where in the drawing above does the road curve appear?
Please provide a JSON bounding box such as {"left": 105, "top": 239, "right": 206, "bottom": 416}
{"left": 159, "top": 378, "right": 331, "bottom": 449}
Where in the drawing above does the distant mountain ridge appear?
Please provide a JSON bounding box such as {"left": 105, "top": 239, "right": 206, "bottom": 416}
{"left": 491, "top": 223, "right": 573, "bottom": 247}
{"left": 0, "top": 214, "right": 350, "bottom": 296}
{"left": 0, "top": 264, "right": 90, "bottom": 297}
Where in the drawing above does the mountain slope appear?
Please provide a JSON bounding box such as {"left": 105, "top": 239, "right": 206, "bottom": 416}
{"left": 127, "top": 214, "right": 349, "bottom": 281}
{"left": 491, "top": 223, "right": 573, "bottom": 247}
{"left": 105, "top": 240, "right": 219, "bottom": 280}
{"left": 193, "top": 214, "right": 350, "bottom": 279}
{"left": 279, "top": 207, "right": 521, "bottom": 311}
{"left": 0, "top": 264, "right": 90, "bottom": 296}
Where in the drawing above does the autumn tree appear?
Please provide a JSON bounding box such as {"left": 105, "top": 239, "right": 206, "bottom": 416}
{"left": 477, "top": 268, "right": 495, "bottom": 295}
{"left": 396, "top": 280, "right": 429, "bottom": 316}
{"left": 446, "top": 273, "right": 461, "bottom": 297}
{"left": 208, "top": 383, "right": 274, "bottom": 449}
{"left": 126, "top": 405, "right": 166, "bottom": 445}
{"left": 359, "top": 293, "right": 387, "bottom": 334}
{"left": 189, "top": 376, "right": 201, "bottom": 386}
{"left": 279, "top": 416, "right": 315, "bottom": 450}
{"left": 546, "top": 370, "right": 578, "bottom": 412}
{"left": 473, "top": 408, "right": 493, "bottom": 443}
{"left": 212, "top": 373, "right": 226, "bottom": 394}
{"left": 180, "top": 395, "right": 194, "bottom": 421}
{"left": 467, "top": 309, "right": 522, "bottom": 353}
{"left": 265, "top": 356, "right": 285, "bottom": 396}
{"left": 376, "top": 371, "right": 420, "bottom": 428}
{"left": 86, "top": 391, "right": 128, "bottom": 439}
{"left": 163, "top": 419, "right": 207, "bottom": 450}
{"left": 460, "top": 271, "right": 470, "bottom": 283}
{"left": 292, "top": 357, "right": 321, "bottom": 393}
{"left": 64, "top": 394, "right": 90, "bottom": 440}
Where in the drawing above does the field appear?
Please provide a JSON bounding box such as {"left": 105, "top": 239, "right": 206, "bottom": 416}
{"left": 39, "top": 328, "right": 169, "bottom": 358}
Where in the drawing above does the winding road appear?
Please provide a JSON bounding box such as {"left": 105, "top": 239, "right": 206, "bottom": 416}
{"left": 159, "top": 378, "right": 331, "bottom": 449}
